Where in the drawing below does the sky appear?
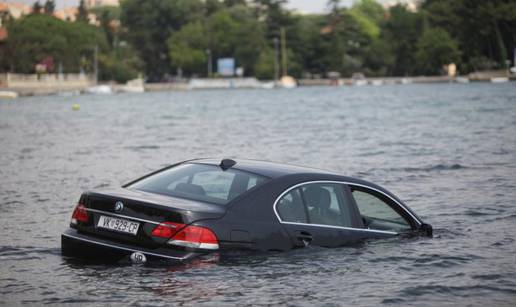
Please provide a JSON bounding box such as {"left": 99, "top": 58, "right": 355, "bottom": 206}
{"left": 10, "top": 0, "right": 381, "bottom": 13}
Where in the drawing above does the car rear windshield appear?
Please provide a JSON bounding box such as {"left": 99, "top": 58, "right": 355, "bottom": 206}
{"left": 128, "top": 163, "right": 269, "bottom": 205}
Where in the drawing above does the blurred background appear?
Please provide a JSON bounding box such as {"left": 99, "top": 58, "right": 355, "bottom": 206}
{"left": 0, "top": 0, "right": 515, "bottom": 94}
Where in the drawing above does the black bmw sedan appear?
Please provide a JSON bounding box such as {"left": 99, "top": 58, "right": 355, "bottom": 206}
{"left": 62, "top": 158, "right": 432, "bottom": 263}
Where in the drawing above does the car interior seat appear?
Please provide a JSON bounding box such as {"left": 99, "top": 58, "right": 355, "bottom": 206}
{"left": 175, "top": 182, "right": 207, "bottom": 196}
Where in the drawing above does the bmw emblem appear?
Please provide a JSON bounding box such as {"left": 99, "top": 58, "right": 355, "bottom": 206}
{"left": 114, "top": 201, "right": 124, "bottom": 212}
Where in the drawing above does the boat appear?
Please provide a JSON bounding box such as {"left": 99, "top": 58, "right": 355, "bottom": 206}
{"left": 279, "top": 76, "right": 297, "bottom": 89}
{"left": 0, "top": 91, "right": 18, "bottom": 99}
{"left": 351, "top": 73, "right": 367, "bottom": 86}
{"left": 261, "top": 82, "right": 275, "bottom": 89}
{"left": 117, "top": 78, "right": 145, "bottom": 93}
{"left": 490, "top": 77, "right": 509, "bottom": 83}
{"left": 400, "top": 78, "right": 412, "bottom": 85}
{"left": 455, "top": 77, "right": 470, "bottom": 83}
{"left": 85, "top": 85, "right": 113, "bottom": 94}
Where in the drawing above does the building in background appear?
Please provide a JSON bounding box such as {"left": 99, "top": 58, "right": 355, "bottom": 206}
{"left": 0, "top": 2, "right": 31, "bottom": 19}
{"left": 383, "top": 0, "right": 417, "bottom": 11}
{"left": 85, "top": 0, "right": 119, "bottom": 8}
{"left": 53, "top": 7, "right": 78, "bottom": 21}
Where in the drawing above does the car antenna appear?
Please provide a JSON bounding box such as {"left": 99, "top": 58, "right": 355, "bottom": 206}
{"left": 220, "top": 159, "right": 236, "bottom": 171}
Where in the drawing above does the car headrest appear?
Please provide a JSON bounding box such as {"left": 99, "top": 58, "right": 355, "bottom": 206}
{"left": 303, "top": 185, "right": 331, "bottom": 210}
{"left": 175, "top": 183, "right": 206, "bottom": 196}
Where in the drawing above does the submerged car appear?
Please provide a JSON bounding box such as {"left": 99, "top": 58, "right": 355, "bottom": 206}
{"left": 61, "top": 159, "right": 432, "bottom": 263}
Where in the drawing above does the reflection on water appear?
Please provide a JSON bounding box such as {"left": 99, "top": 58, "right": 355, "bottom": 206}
{"left": 1, "top": 83, "right": 516, "bottom": 305}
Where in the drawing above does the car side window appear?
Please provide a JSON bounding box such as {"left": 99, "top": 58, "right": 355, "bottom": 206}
{"left": 301, "top": 183, "right": 353, "bottom": 227}
{"left": 351, "top": 187, "right": 412, "bottom": 232}
{"left": 277, "top": 188, "right": 307, "bottom": 223}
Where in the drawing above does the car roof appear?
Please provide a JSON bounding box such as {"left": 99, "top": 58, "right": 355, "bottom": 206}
{"left": 189, "top": 158, "right": 337, "bottom": 179}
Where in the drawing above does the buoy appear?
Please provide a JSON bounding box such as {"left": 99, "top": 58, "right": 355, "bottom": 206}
{"left": 72, "top": 103, "right": 80, "bottom": 111}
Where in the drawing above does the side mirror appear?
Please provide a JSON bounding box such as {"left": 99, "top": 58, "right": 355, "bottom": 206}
{"left": 419, "top": 223, "right": 433, "bottom": 237}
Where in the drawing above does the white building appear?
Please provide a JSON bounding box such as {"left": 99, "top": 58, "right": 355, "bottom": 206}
{"left": 85, "top": 0, "right": 119, "bottom": 8}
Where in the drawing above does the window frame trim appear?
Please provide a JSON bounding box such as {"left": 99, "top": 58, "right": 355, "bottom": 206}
{"left": 273, "top": 180, "right": 422, "bottom": 235}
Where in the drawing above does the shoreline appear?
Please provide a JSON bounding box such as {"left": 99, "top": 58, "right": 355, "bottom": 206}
{"left": 1, "top": 73, "right": 514, "bottom": 98}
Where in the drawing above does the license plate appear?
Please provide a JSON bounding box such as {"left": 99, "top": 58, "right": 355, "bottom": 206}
{"left": 97, "top": 215, "right": 140, "bottom": 235}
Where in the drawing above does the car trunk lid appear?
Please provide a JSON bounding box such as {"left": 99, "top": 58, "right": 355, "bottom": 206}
{"left": 72, "top": 188, "right": 226, "bottom": 249}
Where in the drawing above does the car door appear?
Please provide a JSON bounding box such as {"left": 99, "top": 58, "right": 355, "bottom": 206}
{"left": 275, "top": 182, "right": 395, "bottom": 248}
{"left": 347, "top": 184, "right": 417, "bottom": 233}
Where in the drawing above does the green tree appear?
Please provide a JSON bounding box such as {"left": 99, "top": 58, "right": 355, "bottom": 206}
{"left": 120, "top": 0, "right": 204, "bottom": 81}
{"left": 44, "top": 0, "right": 55, "bottom": 15}
{"left": 224, "top": 0, "right": 246, "bottom": 7}
{"left": 167, "top": 5, "right": 265, "bottom": 77}
{"left": 211, "top": 5, "right": 265, "bottom": 75}
{"left": 5, "top": 14, "right": 107, "bottom": 73}
{"left": 99, "top": 44, "right": 142, "bottom": 83}
{"left": 348, "top": 0, "right": 385, "bottom": 39}
{"left": 205, "top": 0, "right": 223, "bottom": 15}
{"left": 317, "top": 7, "right": 376, "bottom": 76}
{"left": 253, "top": 0, "right": 291, "bottom": 39}
{"left": 327, "top": 0, "right": 341, "bottom": 16}
{"left": 415, "top": 27, "right": 461, "bottom": 75}
{"left": 351, "top": 0, "right": 384, "bottom": 25}
{"left": 254, "top": 47, "right": 275, "bottom": 79}
{"left": 76, "top": 0, "right": 89, "bottom": 23}
{"left": 422, "top": 0, "right": 516, "bottom": 71}
{"left": 32, "top": 1, "right": 43, "bottom": 14}
{"left": 381, "top": 4, "right": 423, "bottom": 75}
{"left": 362, "top": 38, "right": 394, "bottom": 76}
{"left": 290, "top": 14, "right": 327, "bottom": 75}
{"left": 168, "top": 21, "right": 207, "bottom": 75}
{"left": 100, "top": 11, "right": 114, "bottom": 47}
{"left": 88, "top": 6, "right": 121, "bottom": 48}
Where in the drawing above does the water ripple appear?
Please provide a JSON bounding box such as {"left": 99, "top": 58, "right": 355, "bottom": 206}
{"left": 1, "top": 83, "right": 516, "bottom": 305}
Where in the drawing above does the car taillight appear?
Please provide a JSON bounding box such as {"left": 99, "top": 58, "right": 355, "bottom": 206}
{"left": 168, "top": 225, "right": 219, "bottom": 250}
{"left": 151, "top": 222, "right": 182, "bottom": 238}
{"left": 71, "top": 203, "right": 88, "bottom": 224}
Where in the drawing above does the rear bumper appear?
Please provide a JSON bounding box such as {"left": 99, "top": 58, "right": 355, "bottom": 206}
{"left": 61, "top": 228, "right": 201, "bottom": 262}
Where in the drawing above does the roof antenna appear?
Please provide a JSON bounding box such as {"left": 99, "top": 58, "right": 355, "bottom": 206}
{"left": 220, "top": 159, "right": 236, "bottom": 171}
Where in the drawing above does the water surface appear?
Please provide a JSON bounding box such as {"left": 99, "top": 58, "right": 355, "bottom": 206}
{"left": 1, "top": 83, "right": 515, "bottom": 305}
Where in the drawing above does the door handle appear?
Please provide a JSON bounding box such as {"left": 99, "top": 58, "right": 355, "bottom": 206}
{"left": 297, "top": 231, "right": 313, "bottom": 246}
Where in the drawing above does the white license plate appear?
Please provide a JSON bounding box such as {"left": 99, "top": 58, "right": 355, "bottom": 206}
{"left": 97, "top": 215, "right": 140, "bottom": 235}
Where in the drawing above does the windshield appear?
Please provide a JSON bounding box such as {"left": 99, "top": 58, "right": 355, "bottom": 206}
{"left": 128, "top": 163, "right": 269, "bottom": 205}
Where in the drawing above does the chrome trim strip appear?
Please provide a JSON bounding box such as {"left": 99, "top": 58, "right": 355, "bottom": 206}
{"left": 62, "top": 233, "right": 187, "bottom": 260}
{"left": 272, "top": 180, "right": 422, "bottom": 233}
{"left": 85, "top": 208, "right": 164, "bottom": 226}
{"left": 281, "top": 221, "right": 398, "bottom": 235}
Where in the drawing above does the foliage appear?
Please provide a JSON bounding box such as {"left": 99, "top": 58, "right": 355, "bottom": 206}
{"left": 362, "top": 38, "right": 394, "bottom": 76}
{"left": 422, "top": 0, "right": 516, "bottom": 71}
{"left": 76, "top": 0, "right": 89, "bottom": 23}
{"left": 167, "top": 5, "right": 265, "bottom": 77}
{"left": 4, "top": 14, "right": 107, "bottom": 73}
{"left": 120, "top": 0, "right": 204, "bottom": 81}
{"left": 349, "top": 0, "right": 384, "bottom": 39}
{"left": 89, "top": 6, "right": 121, "bottom": 21}
{"left": 415, "top": 28, "right": 461, "bottom": 75}
{"left": 167, "top": 21, "right": 207, "bottom": 75}
{"left": 32, "top": 1, "right": 43, "bottom": 14}
{"left": 381, "top": 4, "right": 423, "bottom": 76}
{"left": 254, "top": 47, "right": 275, "bottom": 79}
{"left": 253, "top": 0, "right": 291, "bottom": 38}
{"left": 3, "top": 0, "right": 516, "bottom": 79}
{"left": 99, "top": 44, "right": 142, "bottom": 83}
{"left": 44, "top": 0, "right": 55, "bottom": 15}
{"left": 352, "top": 0, "right": 384, "bottom": 25}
